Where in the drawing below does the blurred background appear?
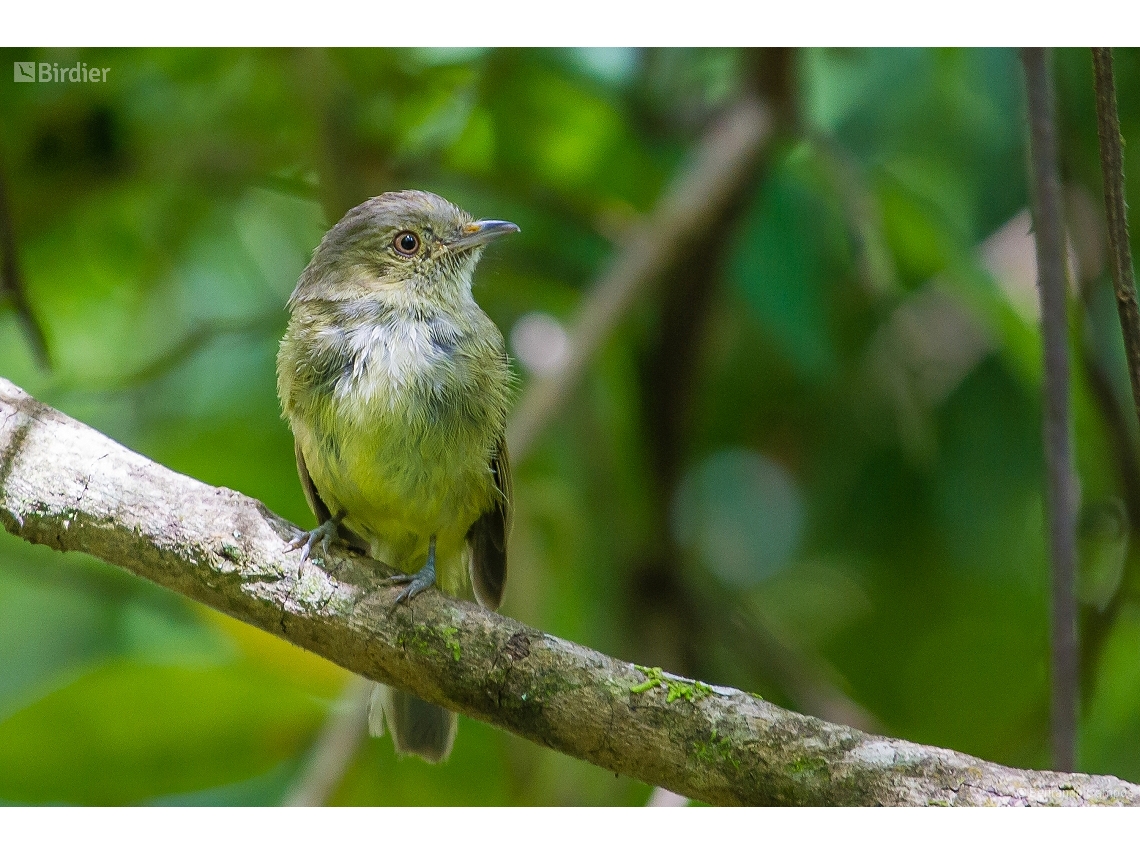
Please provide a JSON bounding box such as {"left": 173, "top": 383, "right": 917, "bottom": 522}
{"left": 0, "top": 47, "right": 1139, "bottom": 805}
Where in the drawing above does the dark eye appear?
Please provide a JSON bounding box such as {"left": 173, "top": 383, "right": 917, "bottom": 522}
{"left": 393, "top": 231, "right": 420, "bottom": 256}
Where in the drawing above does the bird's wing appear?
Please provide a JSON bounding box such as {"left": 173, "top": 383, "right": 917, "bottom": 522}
{"left": 295, "top": 439, "right": 333, "bottom": 526}
{"left": 294, "top": 439, "right": 370, "bottom": 554}
{"left": 468, "top": 435, "right": 511, "bottom": 611}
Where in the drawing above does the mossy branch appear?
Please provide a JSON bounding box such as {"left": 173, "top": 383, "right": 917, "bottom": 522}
{"left": 2, "top": 377, "right": 1138, "bottom": 806}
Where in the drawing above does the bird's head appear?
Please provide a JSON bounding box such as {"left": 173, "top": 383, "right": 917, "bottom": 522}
{"left": 290, "top": 190, "right": 519, "bottom": 306}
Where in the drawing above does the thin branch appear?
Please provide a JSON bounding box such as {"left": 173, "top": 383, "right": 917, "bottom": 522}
{"left": 1092, "top": 48, "right": 1140, "bottom": 432}
{"left": 284, "top": 677, "right": 369, "bottom": 806}
{"left": 506, "top": 96, "right": 772, "bottom": 460}
{"left": 281, "top": 675, "right": 373, "bottom": 807}
{"left": 1, "top": 378, "right": 1137, "bottom": 805}
{"left": 1022, "top": 47, "right": 1080, "bottom": 773}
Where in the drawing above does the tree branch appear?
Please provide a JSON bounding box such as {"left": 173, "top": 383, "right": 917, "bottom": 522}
{"left": 1, "top": 378, "right": 1137, "bottom": 805}
{"left": 1022, "top": 46, "right": 1080, "bottom": 773}
{"left": 1092, "top": 48, "right": 1140, "bottom": 432}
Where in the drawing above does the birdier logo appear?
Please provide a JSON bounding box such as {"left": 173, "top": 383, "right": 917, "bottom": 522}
{"left": 13, "top": 61, "right": 109, "bottom": 83}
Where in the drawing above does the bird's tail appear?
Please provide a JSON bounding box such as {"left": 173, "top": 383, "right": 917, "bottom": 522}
{"left": 368, "top": 682, "right": 457, "bottom": 764}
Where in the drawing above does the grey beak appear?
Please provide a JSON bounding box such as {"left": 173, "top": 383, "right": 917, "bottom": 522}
{"left": 448, "top": 219, "right": 520, "bottom": 251}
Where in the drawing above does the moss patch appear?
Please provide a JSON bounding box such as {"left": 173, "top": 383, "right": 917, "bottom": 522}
{"left": 441, "top": 626, "right": 461, "bottom": 662}
{"left": 630, "top": 665, "right": 713, "bottom": 703}
{"left": 693, "top": 728, "right": 738, "bottom": 768}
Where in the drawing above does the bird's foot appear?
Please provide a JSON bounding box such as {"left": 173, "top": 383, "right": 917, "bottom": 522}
{"left": 386, "top": 563, "right": 437, "bottom": 605}
{"left": 386, "top": 537, "right": 437, "bottom": 606}
{"left": 286, "top": 517, "right": 340, "bottom": 566}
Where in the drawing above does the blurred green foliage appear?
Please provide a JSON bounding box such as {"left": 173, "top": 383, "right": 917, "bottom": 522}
{"left": 1, "top": 47, "right": 1139, "bottom": 805}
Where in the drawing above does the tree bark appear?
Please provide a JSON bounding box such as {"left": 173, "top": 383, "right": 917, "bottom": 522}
{"left": 1, "top": 377, "right": 1137, "bottom": 806}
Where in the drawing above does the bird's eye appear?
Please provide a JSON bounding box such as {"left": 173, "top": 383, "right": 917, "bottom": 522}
{"left": 393, "top": 231, "right": 420, "bottom": 256}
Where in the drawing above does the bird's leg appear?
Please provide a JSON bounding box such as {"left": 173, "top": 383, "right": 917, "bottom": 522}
{"left": 286, "top": 510, "right": 345, "bottom": 566}
{"left": 386, "top": 534, "right": 437, "bottom": 605}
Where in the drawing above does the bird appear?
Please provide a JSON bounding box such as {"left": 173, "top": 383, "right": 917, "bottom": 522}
{"left": 276, "top": 189, "right": 517, "bottom": 763}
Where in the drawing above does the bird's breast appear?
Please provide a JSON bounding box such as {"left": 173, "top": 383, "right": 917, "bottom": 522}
{"left": 289, "top": 310, "right": 509, "bottom": 554}
{"left": 328, "top": 314, "right": 439, "bottom": 404}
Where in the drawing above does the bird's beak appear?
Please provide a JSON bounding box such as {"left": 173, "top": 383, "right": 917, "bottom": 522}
{"left": 447, "top": 219, "right": 521, "bottom": 251}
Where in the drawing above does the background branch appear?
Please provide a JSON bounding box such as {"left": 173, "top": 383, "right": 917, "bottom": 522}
{"left": 506, "top": 95, "right": 771, "bottom": 460}
{"left": 281, "top": 676, "right": 372, "bottom": 807}
{"left": 1, "top": 377, "right": 1137, "bottom": 805}
{"left": 1092, "top": 48, "right": 1140, "bottom": 432}
{"left": 1022, "top": 46, "right": 1081, "bottom": 773}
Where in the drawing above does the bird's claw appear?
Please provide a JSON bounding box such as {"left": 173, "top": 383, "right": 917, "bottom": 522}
{"left": 286, "top": 518, "right": 339, "bottom": 566}
{"left": 384, "top": 535, "right": 437, "bottom": 607}
{"left": 386, "top": 563, "right": 437, "bottom": 606}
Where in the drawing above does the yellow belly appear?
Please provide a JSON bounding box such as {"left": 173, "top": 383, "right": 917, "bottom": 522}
{"left": 293, "top": 372, "right": 501, "bottom": 597}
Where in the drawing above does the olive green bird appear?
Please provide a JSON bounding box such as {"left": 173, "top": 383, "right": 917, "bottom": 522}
{"left": 276, "top": 190, "right": 517, "bottom": 763}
